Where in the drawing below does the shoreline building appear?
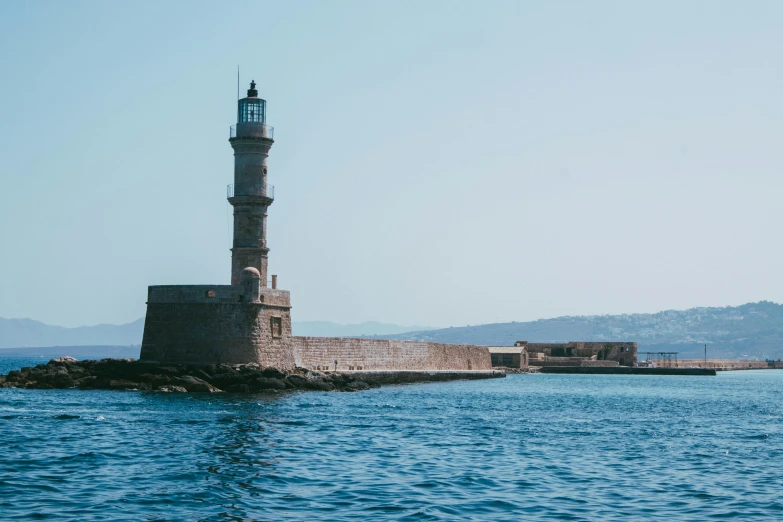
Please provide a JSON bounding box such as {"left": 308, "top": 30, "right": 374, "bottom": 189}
{"left": 521, "top": 341, "right": 637, "bottom": 368}
{"left": 487, "top": 342, "right": 637, "bottom": 370}
{"left": 140, "top": 82, "right": 494, "bottom": 374}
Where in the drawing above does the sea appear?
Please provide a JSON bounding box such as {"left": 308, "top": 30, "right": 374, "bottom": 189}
{"left": 1, "top": 356, "right": 782, "bottom": 521}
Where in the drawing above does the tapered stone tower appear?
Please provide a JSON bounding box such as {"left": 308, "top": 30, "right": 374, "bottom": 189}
{"left": 229, "top": 81, "right": 274, "bottom": 286}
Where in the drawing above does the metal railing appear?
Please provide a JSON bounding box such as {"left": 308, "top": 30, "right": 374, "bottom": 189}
{"left": 229, "top": 123, "right": 274, "bottom": 140}
{"left": 227, "top": 184, "right": 274, "bottom": 200}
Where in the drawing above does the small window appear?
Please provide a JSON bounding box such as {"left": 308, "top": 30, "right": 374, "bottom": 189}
{"left": 270, "top": 316, "right": 283, "bottom": 338}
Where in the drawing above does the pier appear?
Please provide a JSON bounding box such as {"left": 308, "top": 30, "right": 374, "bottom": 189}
{"left": 539, "top": 366, "right": 717, "bottom": 376}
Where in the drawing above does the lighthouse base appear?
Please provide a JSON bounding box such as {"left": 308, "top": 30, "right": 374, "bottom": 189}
{"left": 139, "top": 285, "right": 295, "bottom": 369}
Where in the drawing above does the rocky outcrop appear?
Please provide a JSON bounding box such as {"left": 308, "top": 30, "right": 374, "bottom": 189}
{"left": 0, "top": 358, "right": 504, "bottom": 393}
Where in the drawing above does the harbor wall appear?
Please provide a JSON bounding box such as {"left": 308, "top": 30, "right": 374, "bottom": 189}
{"left": 651, "top": 359, "right": 770, "bottom": 370}
{"left": 293, "top": 337, "right": 492, "bottom": 372}
{"left": 140, "top": 286, "right": 494, "bottom": 373}
{"left": 540, "top": 366, "right": 717, "bottom": 376}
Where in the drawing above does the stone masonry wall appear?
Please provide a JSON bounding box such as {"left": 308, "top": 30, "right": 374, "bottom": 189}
{"left": 141, "top": 287, "right": 490, "bottom": 372}
{"left": 140, "top": 301, "right": 294, "bottom": 368}
{"left": 147, "top": 285, "right": 290, "bottom": 307}
{"left": 293, "top": 337, "right": 492, "bottom": 372}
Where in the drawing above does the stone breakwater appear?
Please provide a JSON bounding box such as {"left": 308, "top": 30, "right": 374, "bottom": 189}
{"left": 0, "top": 357, "right": 504, "bottom": 393}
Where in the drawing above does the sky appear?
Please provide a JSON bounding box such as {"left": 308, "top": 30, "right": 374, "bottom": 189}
{"left": 0, "top": 1, "right": 781, "bottom": 328}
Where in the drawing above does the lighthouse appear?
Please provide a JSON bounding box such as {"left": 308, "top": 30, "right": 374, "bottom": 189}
{"left": 228, "top": 80, "right": 274, "bottom": 286}
{"left": 139, "top": 80, "right": 295, "bottom": 368}
{"left": 138, "top": 79, "right": 495, "bottom": 376}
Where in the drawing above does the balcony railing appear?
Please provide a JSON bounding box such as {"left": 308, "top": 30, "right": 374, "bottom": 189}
{"left": 229, "top": 123, "right": 274, "bottom": 140}
{"left": 227, "top": 184, "right": 274, "bottom": 200}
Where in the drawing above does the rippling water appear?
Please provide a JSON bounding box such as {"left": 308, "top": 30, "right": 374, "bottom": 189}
{"left": 1, "top": 357, "right": 782, "bottom": 521}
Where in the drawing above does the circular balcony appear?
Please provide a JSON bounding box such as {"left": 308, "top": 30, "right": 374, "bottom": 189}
{"left": 227, "top": 184, "right": 275, "bottom": 204}
{"left": 230, "top": 123, "right": 274, "bottom": 140}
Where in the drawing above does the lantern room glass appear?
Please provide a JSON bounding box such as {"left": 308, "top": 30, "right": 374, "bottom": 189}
{"left": 238, "top": 98, "right": 266, "bottom": 123}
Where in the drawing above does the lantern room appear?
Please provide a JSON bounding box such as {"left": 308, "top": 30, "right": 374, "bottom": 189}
{"left": 237, "top": 80, "right": 266, "bottom": 123}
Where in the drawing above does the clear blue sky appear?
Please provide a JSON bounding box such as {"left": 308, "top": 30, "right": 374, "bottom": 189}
{"left": 1, "top": 1, "right": 781, "bottom": 328}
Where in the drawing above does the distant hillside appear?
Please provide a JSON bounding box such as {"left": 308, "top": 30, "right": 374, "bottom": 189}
{"left": 292, "top": 321, "right": 436, "bottom": 337}
{"left": 0, "top": 345, "right": 140, "bottom": 359}
{"left": 3, "top": 302, "right": 781, "bottom": 360}
{"left": 377, "top": 301, "right": 783, "bottom": 360}
{"left": 0, "top": 318, "right": 145, "bottom": 349}
{"left": 0, "top": 317, "right": 433, "bottom": 349}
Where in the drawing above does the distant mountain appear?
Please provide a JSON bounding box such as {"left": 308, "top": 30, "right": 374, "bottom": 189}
{"left": 2, "top": 302, "right": 781, "bottom": 360}
{"left": 0, "top": 318, "right": 144, "bottom": 349}
{"left": 292, "top": 321, "right": 436, "bottom": 337}
{"left": 377, "top": 301, "right": 783, "bottom": 361}
{"left": 0, "top": 317, "right": 433, "bottom": 349}
{"left": 0, "top": 345, "right": 140, "bottom": 359}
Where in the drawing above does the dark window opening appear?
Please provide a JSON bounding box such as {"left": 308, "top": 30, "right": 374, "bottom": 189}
{"left": 271, "top": 317, "right": 283, "bottom": 338}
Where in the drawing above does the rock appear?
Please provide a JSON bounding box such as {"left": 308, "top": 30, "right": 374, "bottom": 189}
{"left": 139, "top": 374, "right": 170, "bottom": 387}
{"left": 213, "top": 363, "right": 235, "bottom": 374}
{"left": 67, "top": 366, "right": 86, "bottom": 377}
{"left": 173, "top": 375, "right": 222, "bottom": 393}
{"left": 304, "top": 380, "right": 335, "bottom": 391}
{"left": 157, "top": 385, "right": 188, "bottom": 393}
{"left": 251, "top": 377, "right": 286, "bottom": 391}
{"left": 210, "top": 372, "right": 246, "bottom": 390}
{"left": 190, "top": 369, "right": 215, "bottom": 382}
{"left": 343, "top": 381, "right": 371, "bottom": 392}
{"left": 108, "top": 360, "right": 153, "bottom": 379}
{"left": 108, "top": 380, "right": 141, "bottom": 390}
{"left": 286, "top": 375, "right": 309, "bottom": 387}
{"left": 77, "top": 376, "right": 100, "bottom": 390}
{"left": 26, "top": 382, "right": 54, "bottom": 390}
{"left": 27, "top": 369, "right": 46, "bottom": 381}
{"left": 50, "top": 356, "right": 78, "bottom": 364}
{"left": 226, "top": 384, "right": 250, "bottom": 393}
{"left": 49, "top": 373, "right": 75, "bottom": 389}
{"left": 157, "top": 366, "right": 185, "bottom": 377}
{"left": 238, "top": 365, "right": 263, "bottom": 378}
{"left": 262, "top": 367, "right": 286, "bottom": 379}
{"left": 6, "top": 370, "right": 21, "bottom": 382}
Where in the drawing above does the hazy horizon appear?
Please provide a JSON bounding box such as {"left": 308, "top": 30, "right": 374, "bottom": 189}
{"left": 2, "top": 1, "right": 781, "bottom": 328}
{"left": 2, "top": 299, "right": 778, "bottom": 331}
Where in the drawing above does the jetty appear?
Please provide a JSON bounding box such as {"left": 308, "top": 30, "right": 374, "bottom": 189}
{"left": 539, "top": 366, "right": 716, "bottom": 376}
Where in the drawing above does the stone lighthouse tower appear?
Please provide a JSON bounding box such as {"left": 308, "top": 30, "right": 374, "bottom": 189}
{"left": 229, "top": 80, "right": 274, "bottom": 287}
{"left": 139, "top": 80, "right": 294, "bottom": 368}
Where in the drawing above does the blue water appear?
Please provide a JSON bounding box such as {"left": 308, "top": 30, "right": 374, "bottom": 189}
{"left": 1, "top": 357, "right": 782, "bottom": 521}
